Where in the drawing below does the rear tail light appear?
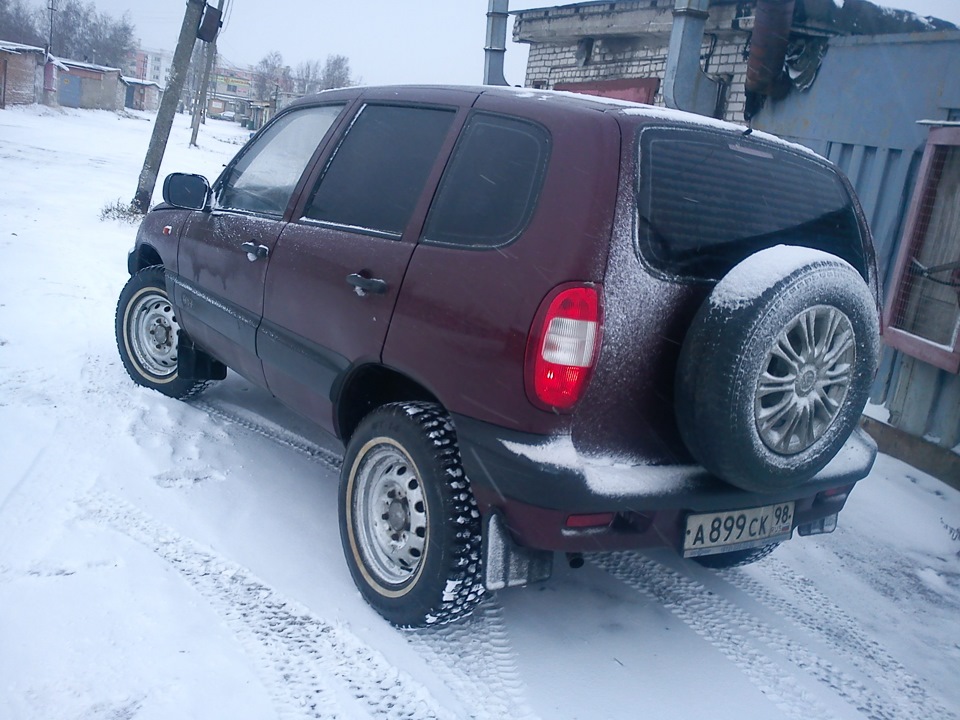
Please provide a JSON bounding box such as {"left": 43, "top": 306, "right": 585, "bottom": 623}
{"left": 525, "top": 283, "right": 602, "bottom": 411}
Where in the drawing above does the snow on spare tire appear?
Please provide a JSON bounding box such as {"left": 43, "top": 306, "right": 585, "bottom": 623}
{"left": 675, "top": 246, "right": 879, "bottom": 493}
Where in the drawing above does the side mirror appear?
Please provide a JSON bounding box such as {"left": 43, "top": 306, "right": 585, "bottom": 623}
{"left": 162, "top": 173, "right": 211, "bottom": 210}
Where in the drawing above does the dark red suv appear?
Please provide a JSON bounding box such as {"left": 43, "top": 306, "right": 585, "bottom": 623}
{"left": 116, "top": 85, "right": 880, "bottom": 626}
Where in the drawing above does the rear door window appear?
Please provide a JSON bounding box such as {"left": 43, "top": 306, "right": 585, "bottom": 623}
{"left": 218, "top": 104, "right": 345, "bottom": 216}
{"left": 636, "top": 127, "right": 866, "bottom": 281}
{"left": 422, "top": 113, "right": 550, "bottom": 248}
{"left": 303, "top": 104, "right": 456, "bottom": 237}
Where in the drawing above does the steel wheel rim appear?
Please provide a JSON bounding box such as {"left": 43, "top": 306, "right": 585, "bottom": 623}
{"left": 127, "top": 290, "right": 180, "bottom": 378}
{"left": 755, "top": 305, "right": 856, "bottom": 455}
{"left": 353, "top": 442, "right": 428, "bottom": 586}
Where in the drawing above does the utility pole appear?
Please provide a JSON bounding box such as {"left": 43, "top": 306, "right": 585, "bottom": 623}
{"left": 46, "top": 0, "right": 56, "bottom": 56}
{"left": 190, "top": 0, "right": 225, "bottom": 147}
{"left": 131, "top": 0, "right": 206, "bottom": 213}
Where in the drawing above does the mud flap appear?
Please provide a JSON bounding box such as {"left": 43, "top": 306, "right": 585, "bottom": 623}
{"left": 482, "top": 511, "right": 553, "bottom": 591}
{"left": 177, "top": 333, "right": 227, "bottom": 381}
{"left": 797, "top": 513, "right": 838, "bottom": 536}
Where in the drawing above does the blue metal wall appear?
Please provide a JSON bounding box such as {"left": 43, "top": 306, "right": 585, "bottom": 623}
{"left": 755, "top": 31, "right": 960, "bottom": 449}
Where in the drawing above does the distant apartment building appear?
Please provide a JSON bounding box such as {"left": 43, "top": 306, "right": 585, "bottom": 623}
{"left": 127, "top": 48, "right": 174, "bottom": 90}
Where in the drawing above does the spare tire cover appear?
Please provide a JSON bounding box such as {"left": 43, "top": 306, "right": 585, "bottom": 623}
{"left": 675, "top": 246, "right": 879, "bottom": 493}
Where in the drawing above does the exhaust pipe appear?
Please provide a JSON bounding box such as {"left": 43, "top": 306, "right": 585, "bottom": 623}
{"left": 484, "top": 0, "right": 510, "bottom": 86}
{"left": 566, "top": 552, "right": 585, "bottom": 569}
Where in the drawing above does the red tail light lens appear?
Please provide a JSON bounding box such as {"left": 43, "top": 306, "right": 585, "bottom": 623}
{"left": 565, "top": 512, "right": 616, "bottom": 528}
{"left": 526, "top": 284, "right": 602, "bottom": 411}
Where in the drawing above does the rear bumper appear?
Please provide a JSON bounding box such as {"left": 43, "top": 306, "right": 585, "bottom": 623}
{"left": 453, "top": 413, "right": 877, "bottom": 553}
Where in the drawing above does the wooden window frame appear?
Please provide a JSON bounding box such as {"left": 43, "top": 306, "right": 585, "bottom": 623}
{"left": 883, "top": 125, "right": 960, "bottom": 373}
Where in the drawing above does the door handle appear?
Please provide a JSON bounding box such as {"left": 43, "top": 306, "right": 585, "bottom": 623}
{"left": 241, "top": 242, "right": 269, "bottom": 261}
{"left": 346, "top": 273, "right": 387, "bottom": 296}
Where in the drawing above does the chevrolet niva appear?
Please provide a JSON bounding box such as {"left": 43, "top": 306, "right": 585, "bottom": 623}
{"left": 116, "top": 85, "right": 880, "bottom": 626}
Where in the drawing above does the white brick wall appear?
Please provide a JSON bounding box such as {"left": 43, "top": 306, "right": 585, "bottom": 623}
{"left": 524, "top": 37, "right": 750, "bottom": 123}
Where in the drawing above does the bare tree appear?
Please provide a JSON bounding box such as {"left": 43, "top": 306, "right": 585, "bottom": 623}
{"left": 82, "top": 6, "right": 136, "bottom": 66}
{"left": 0, "top": 0, "right": 44, "bottom": 46}
{"left": 28, "top": 0, "right": 137, "bottom": 67}
{"left": 252, "top": 51, "right": 291, "bottom": 101}
{"left": 293, "top": 59, "right": 321, "bottom": 95}
{"left": 319, "top": 53, "right": 353, "bottom": 90}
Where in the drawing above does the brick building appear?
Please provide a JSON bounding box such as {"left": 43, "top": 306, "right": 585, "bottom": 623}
{"left": 121, "top": 76, "right": 161, "bottom": 112}
{"left": 0, "top": 41, "right": 46, "bottom": 108}
{"left": 513, "top": 0, "right": 953, "bottom": 123}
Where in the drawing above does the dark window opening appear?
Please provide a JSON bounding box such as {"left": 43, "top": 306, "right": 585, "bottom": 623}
{"left": 422, "top": 113, "right": 550, "bottom": 248}
{"left": 635, "top": 127, "right": 867, "bottom": 283}
{"left": 304, "top": 104, "right": 456, "bottom": 237}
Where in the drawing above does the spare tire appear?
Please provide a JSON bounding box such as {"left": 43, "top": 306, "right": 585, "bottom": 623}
{"left": 675, "top": 246, "right": 879, "bottom": 493}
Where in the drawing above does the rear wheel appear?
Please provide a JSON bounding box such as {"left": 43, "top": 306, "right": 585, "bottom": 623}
{"left": 115, "top": 266, "right": 210, "bottom": 400}
{"left": 676, "top": 248, "right": 879, "bottom": 492}
{"left": 339, "top": 402, "right": 484, "bottom": 627}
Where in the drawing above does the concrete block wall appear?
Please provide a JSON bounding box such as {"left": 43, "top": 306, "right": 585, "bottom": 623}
{"left": 1, "top": 51, "right": 42, "bottom": 105}
{"left": 67, "top": 67, "right": 122, "bottom": 111}
{"left": 524, "top": 36, "right": 750, "bottom": 123}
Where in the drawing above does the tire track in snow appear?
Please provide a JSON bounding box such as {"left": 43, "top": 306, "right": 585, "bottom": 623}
{"left": 192, "top": 400, "right": 343, "bottom": 472}
{"left": 193, "top": 398, "right": 538, "bottom": 719}
{"left": 721, "top": 558, "right": 957, "bottom": 720}
{"left": 79, "top": 490, "right": 453, "bottom": 720}
{"left": 596, "top": 552, "right": 908, "bottom": 720}
{"left": 407, "top": 600, "right": 540, "bottom": 720}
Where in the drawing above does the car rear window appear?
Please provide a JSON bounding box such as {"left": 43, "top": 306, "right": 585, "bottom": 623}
{"left": 636, "top": 127, "right": 866, "bottom": 281}
{"left": 422, "top": 113, "right": 550, "bottom": 248}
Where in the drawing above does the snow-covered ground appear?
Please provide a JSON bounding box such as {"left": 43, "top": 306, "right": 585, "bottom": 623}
{"left": 1, "top": 105, "right": 958, "bottom": 720}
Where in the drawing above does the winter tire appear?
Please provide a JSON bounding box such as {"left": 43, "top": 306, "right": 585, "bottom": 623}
{"left": 692, "top": 543, "right": 780, "bottom": 569}
{"left": 339, "top": 402, "right": 484, "bottom": 627}
{"left": 675, "top": 247, "right": 879, "bottom": 493}
{"left": 115, "top": 265, "right": 210, "bottom": 400}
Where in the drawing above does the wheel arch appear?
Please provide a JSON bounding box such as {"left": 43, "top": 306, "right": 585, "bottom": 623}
{"left": 128, "top": 243, "right": 164, "bottom": 275}
{"left": 335, "top": 364, "right": 440, "bottom": 443}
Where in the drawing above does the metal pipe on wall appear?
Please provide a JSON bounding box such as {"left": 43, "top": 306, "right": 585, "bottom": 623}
{"left": 663, "top": 0, "right": 724, "bottom": 118}
{"left": 484, "top": 0, "right": 510, "bottom": 86}
{"left": 745, "top": 0, "right": 796, "bottom": 96}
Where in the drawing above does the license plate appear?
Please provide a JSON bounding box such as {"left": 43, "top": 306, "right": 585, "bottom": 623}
{"left": 683, "top": 502, "right": 794, "bottom": 557}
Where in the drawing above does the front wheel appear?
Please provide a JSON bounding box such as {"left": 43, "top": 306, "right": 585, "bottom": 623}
{"left": 115, "top": 265, "right": 210, "bottom": 400}
{"left": 339, "top": 402, "right": 484, "bottom": 627}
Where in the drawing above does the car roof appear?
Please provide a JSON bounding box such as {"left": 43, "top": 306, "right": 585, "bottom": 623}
{"left": 282, "top": 84, "right": 822, "bottom": 160}
{"left": 286, "top": 84, "right": 642, "bottom": 114}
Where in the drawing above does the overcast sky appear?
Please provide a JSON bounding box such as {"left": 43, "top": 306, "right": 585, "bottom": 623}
{"left": 38, "top": 0, "right": 960, "bottom": 84}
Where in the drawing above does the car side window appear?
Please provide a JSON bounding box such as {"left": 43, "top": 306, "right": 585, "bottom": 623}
{"left": 422, "top": 113, "right": 550, "bottom": 248}
{"left": 303, "top": 104, "right": 456, "bottom": 237}
{"left": 219, "top": 104, "right": 345, "bottom": 216}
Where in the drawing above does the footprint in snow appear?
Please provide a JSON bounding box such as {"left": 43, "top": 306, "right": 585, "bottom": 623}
{"left": 153, "top": 468, "right": 226, "bottom": 489}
